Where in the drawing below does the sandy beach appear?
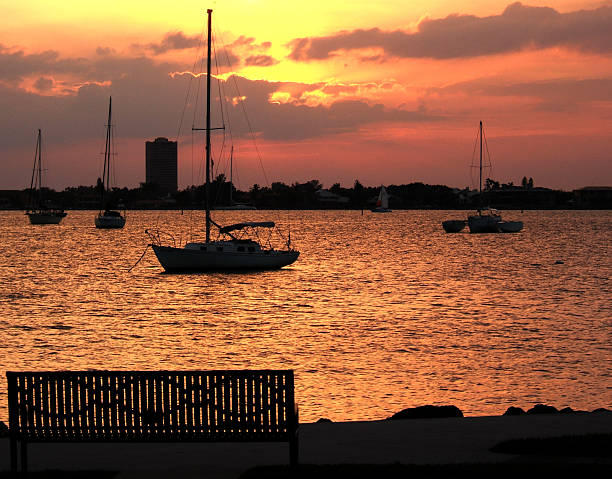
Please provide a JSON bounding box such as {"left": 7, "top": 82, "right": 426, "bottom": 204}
{"left": 1, "top": 412, "right": 611, "bottom": 477}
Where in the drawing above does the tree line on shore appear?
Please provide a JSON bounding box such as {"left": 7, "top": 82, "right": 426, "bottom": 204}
{"left": 0, "top": 174, "right": 601, "bottom": 210}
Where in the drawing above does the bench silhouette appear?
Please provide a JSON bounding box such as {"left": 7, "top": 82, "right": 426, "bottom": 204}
{"left": 7, "top": 370, "right": 299, "bottom": 473}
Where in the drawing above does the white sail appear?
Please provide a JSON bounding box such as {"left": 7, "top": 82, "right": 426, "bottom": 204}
{"left": 371, "top": 185, "right": 391, "bottom": 212}
{"left": 378, "top": 186, "right": 389, "bottom": 209}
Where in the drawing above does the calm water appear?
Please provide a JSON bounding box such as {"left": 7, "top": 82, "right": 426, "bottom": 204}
{"left": 1, "top": 210, "right": 610, "bottom": 423}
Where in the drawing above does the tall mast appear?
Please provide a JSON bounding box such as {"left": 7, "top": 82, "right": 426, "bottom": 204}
{"left": 102, "top": 96, "right": 112, "bottom": 208}
{"left": 229, "top": 145, "right": 233, "bottom": 206}
{"left": 205, "top": 8, "right": 212, "bottom": 243}
{"left": 479, "top": 120, "right": 483, "bottom": 212}
{"left": 38, "top": 129, "right": 43, "bottom": 204}
{"left": 30, "top": 129, "right": 43, "bottom": 208}
{"left": 479, "top": 120, "right": 482, "bottom": 194}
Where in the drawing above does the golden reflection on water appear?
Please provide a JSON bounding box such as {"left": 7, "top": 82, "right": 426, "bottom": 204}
{"left": 0, "top": 210, "right": 611, "bottom": 422}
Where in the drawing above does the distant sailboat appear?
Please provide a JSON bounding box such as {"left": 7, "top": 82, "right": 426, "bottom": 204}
{"left": 371, "top": 185, "right": 392, "bottom": 212}
{"left": 25, "top": 129, "right": 67, "bottom": 225}
{"left": 147, "top": 9, "right": 298, "bottom": 272}
{"left": 95, "top": 97, "right": 126, "bottom": 229}
{"left": 442, "top": 121, "right": 523, "bottom": 233}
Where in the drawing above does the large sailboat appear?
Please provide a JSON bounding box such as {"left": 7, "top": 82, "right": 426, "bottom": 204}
{"left": 95, "top": 97, "right": 126, "bottom": 229}
{"left": 371, "top": 185, "right": 392, "bottom": 212}
{"left": 147, "top": 9, "right": 298, "bottom": 272}
{"left": 25, "top": 129, "right": 67, "bottom": 225}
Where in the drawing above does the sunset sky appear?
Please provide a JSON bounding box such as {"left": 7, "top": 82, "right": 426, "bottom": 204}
{"left": 1, "top": 0, "right": 611, "bottom": 191}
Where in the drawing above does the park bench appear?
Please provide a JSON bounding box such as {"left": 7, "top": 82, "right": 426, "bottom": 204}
{"left": 7, "top": 370, "right": 298, "bottom": 473}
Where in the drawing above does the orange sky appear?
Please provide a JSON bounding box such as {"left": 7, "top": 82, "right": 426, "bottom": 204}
{"left": 1, "top": 0, "right": 611, "bottom": 191}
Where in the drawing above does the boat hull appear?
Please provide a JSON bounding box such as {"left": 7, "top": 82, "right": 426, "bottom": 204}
{"left": 95, "top": 215, "right": 126, "bottom": 229}
{"left": 371, "top": 208, "right": 392, "bottom": 213}
{"left": 468, "top": 214, "right": 501, "bottom": 233}
{"left": 498, "top": 221, "right": 523, "bottom": 233}
{"left": 151, "top": 245, "right": 299, "bottom": 272}
{"left": 27, "top": 211, "right": 66, "bottom": 225}
{"left": 442, "top": 220, "right": 466, "bottom": 233}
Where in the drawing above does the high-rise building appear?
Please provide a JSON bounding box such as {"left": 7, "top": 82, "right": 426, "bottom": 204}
{"left": 145, "top": 137, "right": 177, "bottom": 192}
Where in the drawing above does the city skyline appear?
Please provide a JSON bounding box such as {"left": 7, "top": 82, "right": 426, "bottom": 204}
{"left": 1, "top": 1, "right": 612, "bottom": 191}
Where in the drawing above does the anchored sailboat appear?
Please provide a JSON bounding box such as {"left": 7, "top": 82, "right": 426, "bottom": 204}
{"left": 371, "top": 185, "right": 392, "bottom": 212}
{"left": 25, "top": 129, "right": 67, "bottom": 225}
{"left": 442, "top": 121, "right": 523, "bottom": 233}
{"left": 467, "top": 121, "right": 502, "bottom": 233}
{"left": 95, "top": 97, "right": 126, "bottom": 229}
{"left": 147, "top": 9, "right": 298, "bottom": 272}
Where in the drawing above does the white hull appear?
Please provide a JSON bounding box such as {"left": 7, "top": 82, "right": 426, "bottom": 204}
{"left": 95, "top": 214, "right": 126, "bottom": 229}
{"left": 27, "top": 211, "right": 66, "bottom": 225}
{"left": 151, "top": 244, "right": 299, "bottom": 272}
{"left": 468, "top": 214, "right": 502, "bottom": 233}
{"left": 498, "top": 221, "right": 523, "bottom": 233}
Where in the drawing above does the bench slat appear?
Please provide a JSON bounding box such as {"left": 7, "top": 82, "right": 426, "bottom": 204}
{"left": 7, "top": 370, "right": 297, "bottom": 442}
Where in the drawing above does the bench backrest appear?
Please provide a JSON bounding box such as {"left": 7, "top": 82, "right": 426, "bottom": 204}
{"left": 7, "top": 370, "right": 296, "bottom": 441}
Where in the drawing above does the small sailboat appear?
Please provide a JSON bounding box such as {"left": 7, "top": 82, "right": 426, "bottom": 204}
{"left": 95, "top": 97, "right": 126, "bottom": 229}
{"left": 371, "top": 185, "right": 392, "bottom": 212}
{"left": 467, "top": 121, "right": 522, "bottom": 233}
{"left": 147, "top": 9, "right": 298, "bottom": 272}
{"left": 467, "top": 121, "right": 501, "bottom": 233}
{"left": 443, "top": 121, "right": 523, "bottom": 233}
{"left": 25, "top": 129, "right": 67, "bottom": 225}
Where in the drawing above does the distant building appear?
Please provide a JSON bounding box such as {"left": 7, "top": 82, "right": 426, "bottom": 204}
{"left": 145, "top": 137, "right": 177, "bottom": 192}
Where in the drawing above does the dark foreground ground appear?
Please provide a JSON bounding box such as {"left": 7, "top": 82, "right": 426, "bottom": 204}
{"left": 1, "top": 414, "right": 611, "bottom": 478}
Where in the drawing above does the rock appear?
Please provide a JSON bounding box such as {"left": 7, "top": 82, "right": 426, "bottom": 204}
{"left": 316, "top": 418, "right": 333, "bottom": 423}
{"left": 387, "top": 405, "right": 463, "bottom": 420}
{"left": 503, "top": 406, "right": 525, "bottom": 416}
{"left": 527, "top": 404, "right": 558, "bottom": 414}
{"left": 559, "top": 407, "right": 574, "bottom": 414}
{"left": 0, "top": 421, "right": 8, "bottom": 438}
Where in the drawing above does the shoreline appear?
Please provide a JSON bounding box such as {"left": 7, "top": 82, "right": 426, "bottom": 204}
{"left": 2, "top": 412, "right": 611, "bottom": 478}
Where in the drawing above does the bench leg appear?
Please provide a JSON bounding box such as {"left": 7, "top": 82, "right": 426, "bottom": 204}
{"left": 10, "top": 437, "right": 17, "bottom": 473}
{"left": 290, "top": 435, "right": 299, "bottom": 467}
{"left": 20, "top": 441, "right": 28, "bottom": 474}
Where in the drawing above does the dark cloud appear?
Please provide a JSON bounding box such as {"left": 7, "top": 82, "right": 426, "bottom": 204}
{"left": 230, "top": 36, "right": 272, "bottom": 52}
{"left": 436, "top": 77, "right": 612, "bottom": 104}
{"left": 96, "top": 47, "right": 115, "bottom": 56}
{"left": 143, "top": 31, "right": 202, "bottom": 55}
{"left": 218, "top": 75, "right": 434, "bottom": 141}
{"left": 33, "top": 76, "right": 54, "bottom": 91}
{"left": 0, "top": 44, "right": 435, "bottom": 152}
{"left": 0, "top": 44, "right": 89, "bottom": 83}
{"left": 244, "top": 55, "right": 279, "bottom": 67}
{"left": 288, "top": 2, "right": 612, "bottom": 61}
